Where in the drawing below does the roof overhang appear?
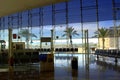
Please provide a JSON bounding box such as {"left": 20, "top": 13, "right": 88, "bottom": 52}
{"left": 0, "top": 0, "right": 68, "bottom": 17}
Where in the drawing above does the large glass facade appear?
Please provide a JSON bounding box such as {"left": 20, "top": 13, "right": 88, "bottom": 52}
{"left": 0, "top": 0, "right": 120, "bottom": 49}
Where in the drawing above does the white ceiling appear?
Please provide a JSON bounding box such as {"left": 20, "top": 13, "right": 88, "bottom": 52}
{"left": 0, "top": 0, "right": 68, "bottom": 17}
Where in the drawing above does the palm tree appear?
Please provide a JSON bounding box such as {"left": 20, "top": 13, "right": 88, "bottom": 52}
{"left": 93, "top": 27, "right": 109, "bottom": 49}
{"left": 62, "top": 27, "right": 79, "bottom": 49}
{"left": 18, "top": 29, "right": 37, "bottom": 48}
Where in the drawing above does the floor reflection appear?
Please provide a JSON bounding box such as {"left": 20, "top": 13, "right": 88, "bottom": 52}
{"left": 72, "top": 69, "right": 78, "bottom": 80}
{"left": 0, "top": 53, "right": 120, "bottom": 80}
{"left": 96, "top": 60, "right": 120, "bottom": 72}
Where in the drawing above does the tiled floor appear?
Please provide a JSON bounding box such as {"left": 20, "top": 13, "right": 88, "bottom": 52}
{"left": 0, "top": 54, "right": 120, "bottom": 80}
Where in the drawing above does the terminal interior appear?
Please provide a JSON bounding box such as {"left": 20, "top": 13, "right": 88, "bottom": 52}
{"left": 0, "top": 0, "right": 120, "bottom": 80}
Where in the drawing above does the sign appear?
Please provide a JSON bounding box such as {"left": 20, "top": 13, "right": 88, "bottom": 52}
{"left": 41, "top": 37, "right": 51, "bottom": 42}
{"left": 13, "top": 34, "right": 17, "bottom": 39}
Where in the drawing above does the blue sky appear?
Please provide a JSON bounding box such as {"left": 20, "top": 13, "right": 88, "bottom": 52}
{"left": 0, "top": 0, "right": 119, "bottom": 29}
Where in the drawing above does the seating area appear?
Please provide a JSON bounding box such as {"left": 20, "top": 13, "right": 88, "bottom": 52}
{"left": 95, "top": 49, "right": 120, "bottom": 58}
{"left": 0, "top": 50, "right": 39, "bottom": 65}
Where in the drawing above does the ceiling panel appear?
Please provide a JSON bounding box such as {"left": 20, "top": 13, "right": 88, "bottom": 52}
{"left": 0, "top": 0, "right": 68, "bottom": 17}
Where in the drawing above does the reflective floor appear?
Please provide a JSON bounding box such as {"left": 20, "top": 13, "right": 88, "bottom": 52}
{"left": 0, "top": 53, "right": 120, "bottom": 80}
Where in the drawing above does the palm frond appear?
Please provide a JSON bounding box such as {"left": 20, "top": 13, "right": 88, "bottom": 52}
{"left": 31, "top": 33, "right": 37, "bottom": 38}
{"left": 62, "top": 27, "right": 79, "bottom": 38}
{"left": 98, "top": 28, "right": 109, "bottom": 37}
{"left": 19, "top": 29, "right": 37, "bottom": 38}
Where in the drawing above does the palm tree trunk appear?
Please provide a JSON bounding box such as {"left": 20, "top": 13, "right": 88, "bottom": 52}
{"left": 26, "top": 39, "right": 29, "bottom": 49}
{"left": 102, "top": 38, "right": 105, "bottom": 49}
{"left": 27, "top": 41, "right": 29, "bottom": 49}
{"left": 70, "top": 35, "right": 73, "bottom": 48}
{"left": 70, "top": 35, "right": 74, "bottom": 57}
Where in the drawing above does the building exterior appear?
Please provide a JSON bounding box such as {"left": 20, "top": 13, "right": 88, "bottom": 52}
{"left": 98, "top": 26, "right": 120, "bottom": 49}
{"left": 98, "top": 37, "right": 115, "bottom": 49}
